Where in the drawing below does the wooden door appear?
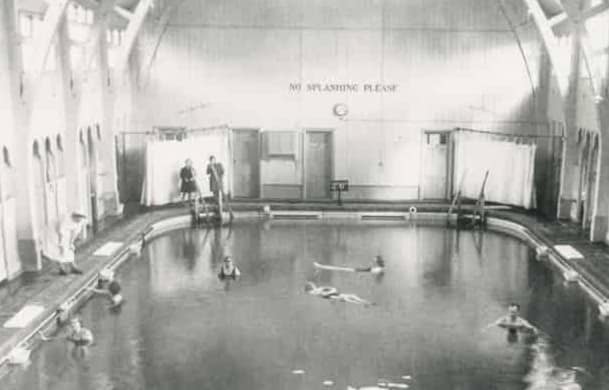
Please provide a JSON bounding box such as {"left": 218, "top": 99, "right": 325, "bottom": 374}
{"left": 305, "top": 131, "right": 332, "bottom": 199}
{"left": 422, "top": 131, "right": 449, "bottom": 200}
{"left": 232, "top": 129, "right": 260, "bottom": 198}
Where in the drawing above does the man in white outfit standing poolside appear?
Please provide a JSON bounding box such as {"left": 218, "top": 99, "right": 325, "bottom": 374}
{"left": 53, "top": 211, "right": 87, "bottom": 275}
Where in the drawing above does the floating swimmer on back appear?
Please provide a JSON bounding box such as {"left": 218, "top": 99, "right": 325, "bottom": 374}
{"left": 314, "top": 255, "right": 385, "bottom": 275}
{"left": 304, "top": 282, "right": 373, "bottom": 306}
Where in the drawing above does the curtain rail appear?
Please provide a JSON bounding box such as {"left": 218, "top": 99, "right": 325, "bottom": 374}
{"left": 454, "top": 127, "right": 564, "bottom": 139}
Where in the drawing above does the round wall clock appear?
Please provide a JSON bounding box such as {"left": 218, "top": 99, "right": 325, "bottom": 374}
{"left": 333, "top": 103, "right": 349, "bottom": 118}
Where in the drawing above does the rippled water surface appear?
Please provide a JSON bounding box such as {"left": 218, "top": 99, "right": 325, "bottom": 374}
{"left": 2, "top": 221, "right": 609, "bottom": 389}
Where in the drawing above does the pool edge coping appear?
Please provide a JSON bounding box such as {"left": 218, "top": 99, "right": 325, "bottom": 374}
{"left": 0, "top": 209, "right": 607, "bottom": 370}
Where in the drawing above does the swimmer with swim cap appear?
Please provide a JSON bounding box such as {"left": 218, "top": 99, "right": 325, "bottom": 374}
{"left": 305, "top": 282, "right": 373, "bottom": 305}
{"left": 485, "top": 303, "right": 538, "bottom": 335}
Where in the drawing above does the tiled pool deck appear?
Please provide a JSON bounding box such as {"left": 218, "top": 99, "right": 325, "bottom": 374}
{"left": 0, "top": 201, "right": 608, "bottom": 367}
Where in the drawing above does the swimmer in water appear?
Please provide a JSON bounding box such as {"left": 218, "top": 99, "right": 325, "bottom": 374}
{"left": 485, "top": 303, "right": 539, "bottom": 335}
{"left": 354, "top": 255, "right": 385, "bottom": 274}
{"left": 314, "top": 255, "right": 385, "bottom": 275}
{"left": 304, "top": 282, "right": 373, "bottom": 305}
{"left": 87, "top": 269, "right": 125, "bottom": 309}
{"left": 39, "top": 316, "right": 94, "bottom": 346}
{"left": 218, "top": 256, "right": 241, "bottom": 279}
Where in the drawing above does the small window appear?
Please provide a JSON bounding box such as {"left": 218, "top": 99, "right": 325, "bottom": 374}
{"left": 1, "top": 147, "right": 14, "bottom": 200}
{"left": 70, "top": 45, "right": 85, "bottom": 69}
{"left": 595, "top": 134, "right": 600, "bottom": 148}
{"left": 426, "top": 133, "right": 448, "bottom": 145}
{"left": 77, "top": 6, "right": 87, "bottom": 24}
{"left": 45, "top": 137, "right": 56, "bottom": 182}
{"left": 79, "top": 131, "right": 88, "bottom": 168}
{"left": 33, "top": 140, "right": 41, "bottom": 158}
{"left": 56, "top": 134, "right": 63, "bottom": 151}
{"left": 55, "top": 135, "right": 65, "bottom": 177}
{"left": 19, "top": 13, "right": 33, "bottom": 38}
{"left": 45, "top": 43, "right": 57, "bottom": 72}
{"left": 31, "top": 15, "right": 43, "bottom": 37}
{"left": 45, "top": 137, "right": 52, "bottom": 154}
{"left": 3, "top": 147, "right": 11, "bottom": 167}
{"left": 68, "top": 4, "right": 78, "bottom": 22}
{"left": 113, "top": 30, "right": 121, "bottom": 45}
{"left": 264, "top": 131, "right": 296, "bottom": 157}
{"left": 85, "top": 9, "right": 94, "bottom": 25}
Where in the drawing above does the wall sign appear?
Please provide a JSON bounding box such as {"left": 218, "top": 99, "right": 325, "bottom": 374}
{"left": 289, "top": 82, "right": 398, "bottom": 93}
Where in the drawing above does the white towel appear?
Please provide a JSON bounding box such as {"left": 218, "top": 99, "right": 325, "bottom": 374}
{"left": 3, "top": 305, "right": 45, "bottom": 329}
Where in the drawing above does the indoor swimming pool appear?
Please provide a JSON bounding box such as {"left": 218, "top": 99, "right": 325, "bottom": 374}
{"left": 2, "top": 220, "right": 609, "bottom": 390}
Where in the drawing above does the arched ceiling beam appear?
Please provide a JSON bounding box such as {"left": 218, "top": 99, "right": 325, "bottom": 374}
{"left": 31, "top": 0, "right": 70, "bottom": 81}
{"left": 556, "top": 0, "right": 605, "bottom": 98}
{"left": 522, "top": 0, "right": 570, "bottom": 96}
{"left": 138, "top": 0, "right": 187, "bottom": 88}
{"left": 81, "top": 0, "right": 118, "bottom": 73}
{"left": 551, "top": 1, "right": 609, "bottom": 27}
{"left": 113, "top": 5, "right": 133, "bottom": 21}
{"left": 116, "top": 0, "right": 152, "bottom": 73}
{"left": 549, "top": 12, "right": 569, "bottom": 26}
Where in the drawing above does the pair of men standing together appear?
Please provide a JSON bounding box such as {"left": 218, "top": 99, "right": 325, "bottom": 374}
{"left": 180, "top": 155, "right": 224, "bottom": 204}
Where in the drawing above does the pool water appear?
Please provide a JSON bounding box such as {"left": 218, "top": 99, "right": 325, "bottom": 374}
{"left": 2, "top": 221, "right": 609, "bottom": 390}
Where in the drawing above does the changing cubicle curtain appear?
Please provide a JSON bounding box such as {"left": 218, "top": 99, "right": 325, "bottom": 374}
{"left": 453, "top": 132, "right": 537, "bottom": 209}
{"left": 140, "top": 130, "right": 231, "bottom": 207}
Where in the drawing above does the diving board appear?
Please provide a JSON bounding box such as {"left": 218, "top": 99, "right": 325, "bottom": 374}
{"left": 3, "top": 305, "right": 45, "bottom": 329}
{"left": 554, "top": 245, "right": 584, "bottom": 260}
{"left": 93, "top": 241, "right": 124, "bottom": 257}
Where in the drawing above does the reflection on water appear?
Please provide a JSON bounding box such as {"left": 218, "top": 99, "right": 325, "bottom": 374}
{"left": 524, "top": 334, "right": 588, "bottom": 390}
{"left": 2, "top": 221, "right": 609, "bottom": 390}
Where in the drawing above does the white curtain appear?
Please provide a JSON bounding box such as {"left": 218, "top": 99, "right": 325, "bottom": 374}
{"left": 141, "top": 130, "right": 230, "bottom": 206}
{"left": 453, "top": 133, "right": 536, "bottom": 209}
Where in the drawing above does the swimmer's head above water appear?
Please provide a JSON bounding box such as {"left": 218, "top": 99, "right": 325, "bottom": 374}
{"left": 304, "top": 282, "right": 316, "bottom": 292}
{"left": 69, "top": 316, "right": 82, "bottom": 332}
{"left": 508, "top": 303, "right": 520, "bottom": 319}
{"left": 374, "top": 255, "right": 385, "bottom": 267}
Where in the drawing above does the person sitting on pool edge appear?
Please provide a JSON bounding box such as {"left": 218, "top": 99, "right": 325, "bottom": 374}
{"left": 304, "top": 282, "right": 373, "bottom": 306}
{"left": 485, "top": 303, "right": 539, "bottom": 335}
{"left": 218, "top": 256, "right": 241, "bottom": 279}
{"left": 39, "top": 316, "right": 94, "bottom": 346}
{"left": 88, "top": 269, "right": 125, "bottom": 309}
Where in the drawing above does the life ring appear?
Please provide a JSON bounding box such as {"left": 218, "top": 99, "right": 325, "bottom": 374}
{"left": 318, "top": 287, "right": 338, "bottom": 297}
{"left": 409, "top": 206, "right": 418, "bottom": 214}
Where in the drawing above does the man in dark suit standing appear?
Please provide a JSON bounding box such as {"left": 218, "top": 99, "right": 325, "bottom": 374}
{"left": 206, "top": 155, "right": 224, "bottom": 205}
